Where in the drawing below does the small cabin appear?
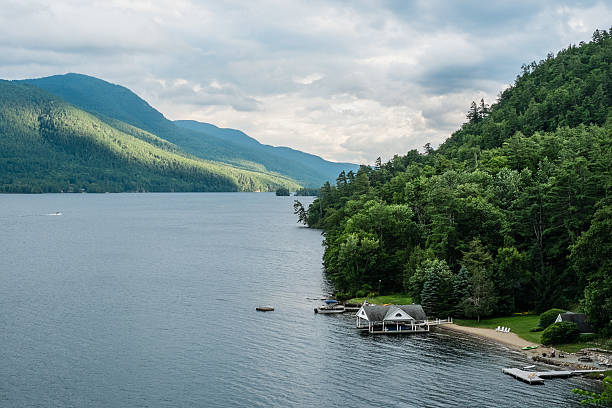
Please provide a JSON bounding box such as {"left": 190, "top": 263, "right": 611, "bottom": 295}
{"left": 355, "top": 304, "right": 450, "bottom": 334}
{"left": 555, "top": 312, "right": 594, "bottom": 334}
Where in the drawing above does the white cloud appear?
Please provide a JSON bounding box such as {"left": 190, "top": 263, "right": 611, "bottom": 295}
{"left": 1, "top": 0, "right": 611, "bottom": 163}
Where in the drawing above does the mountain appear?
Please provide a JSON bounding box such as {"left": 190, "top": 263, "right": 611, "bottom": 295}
{"left": 0, "top": 80, "right": 299, "bottom": 193}
{"left": 174, "top": 120, "right": 359, "bottom": 185}
{"left": 299, "top": 30, "right": 611, "bottom": 332}
{"left": 21, "top": 73, "right": 358, "bottom": 186}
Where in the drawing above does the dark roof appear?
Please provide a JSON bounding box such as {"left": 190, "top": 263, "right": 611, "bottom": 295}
{"left": 398, "top": 305, "right": 427, "bottom": 321}
{"left": 558, "top": 312, "right": 594, "bottom": 333}
{"left": 360, "top": 304, "right": 427, "bottom": 322}
{"left": 361, "top": 305, "right": 389, "bottom": 321}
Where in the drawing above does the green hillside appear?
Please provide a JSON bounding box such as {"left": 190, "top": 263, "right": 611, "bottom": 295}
{"left": 298, "top": 30, "right": 612, "bottom": 334}
{"left": 174, "top": 120, "right": 359, "bottom": 186}
{"left": 22, "top": 74, "right": 358, "bottom": 187}
{"left": 0, "top": 81, "right": 300, "bottom": 193}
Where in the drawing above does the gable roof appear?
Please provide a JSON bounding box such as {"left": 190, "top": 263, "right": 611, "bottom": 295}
{"left": 557, "top": 312, "right": 594, "bottom": 333}
{"left": 359, "top": 305, "right": 388, "bottom": 321}
{"left": 383, "top": 306, "right": 414, "bottom": 321}
{"left": 357, "top": 304, "right": 427, "bottom": 322}
{"left": 397, "top": 305, "right": 427, "bottom": 321}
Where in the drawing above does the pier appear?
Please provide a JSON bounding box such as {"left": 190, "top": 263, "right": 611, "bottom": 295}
{"left": 502, "top": 368, "right": 606, "bottom": 385}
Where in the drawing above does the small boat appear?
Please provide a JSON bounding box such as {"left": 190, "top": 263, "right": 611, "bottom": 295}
{"left": 523, "top": 365, "right": 536, "bottom": 369}
{"left": 256, "top": 306, "right": 274, "bottom": 312}
{"left": 521, "top": 346, "right": 538, "bottom": 350}
{"left": 314, "top": 300, "right": 345, "bottom": 314}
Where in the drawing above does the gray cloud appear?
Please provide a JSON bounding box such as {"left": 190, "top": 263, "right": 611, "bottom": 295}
{"left": 1, "top": 0, "right": 611, "bottom": 163}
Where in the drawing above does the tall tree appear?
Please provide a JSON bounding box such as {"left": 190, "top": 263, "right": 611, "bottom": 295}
{"left": 467, "top": 101, "right": 480, "bottom": 124}
{"left": 461, "top": 268, "right": 497, "bottom": 322}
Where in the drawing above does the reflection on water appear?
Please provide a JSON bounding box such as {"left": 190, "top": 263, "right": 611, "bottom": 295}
{"left": 0, "top": 193, "right": 597, "bottom": 407}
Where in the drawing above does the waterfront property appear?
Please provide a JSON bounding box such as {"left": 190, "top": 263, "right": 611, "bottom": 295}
{"left": 555, "top": 312, "right": 594, "bottom": 334}
{"left": 355, "top": 303, "right": 452, "bottom": 334}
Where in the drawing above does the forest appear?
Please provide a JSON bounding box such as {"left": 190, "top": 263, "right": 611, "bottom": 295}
{"left": 295, "top": 30, "right": 612, "bottom": 334}
{"left": 0, "top": 81, "right": 300, "bottom": 193}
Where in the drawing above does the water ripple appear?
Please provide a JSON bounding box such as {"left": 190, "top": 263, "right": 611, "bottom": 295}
{"left": 0, "top": 193, "right": 597, "bottom": 407}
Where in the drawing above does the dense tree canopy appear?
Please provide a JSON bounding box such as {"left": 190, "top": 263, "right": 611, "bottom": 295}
{"left": 0, "top": 81, "right": 300, "bottom": 193}
{"left": 297, "top": 31, "right": 612, "bottom": 332}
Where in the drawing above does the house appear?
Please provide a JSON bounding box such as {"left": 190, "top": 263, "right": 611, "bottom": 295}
{"left": 355, "top": 303, "right": 451, "bottom": 334}
{"left": 555, "top": 312, "right": 594, "bottom": 334}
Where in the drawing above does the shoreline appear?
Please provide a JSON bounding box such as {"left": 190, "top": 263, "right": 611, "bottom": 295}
{"left": 439, "top": 323, "right": 539, "bottom": 350}
{"left": 439, "top": 324, "right": 611, "bottom": 372}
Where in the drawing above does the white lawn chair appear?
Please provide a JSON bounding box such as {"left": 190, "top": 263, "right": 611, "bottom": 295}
{"left": 496, "top": 326, "right": 500, "bottom": 332}
{"left": 506, "top": 327, "right": 511, "bottom": 333}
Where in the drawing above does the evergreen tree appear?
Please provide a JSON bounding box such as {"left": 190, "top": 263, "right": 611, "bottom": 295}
{"left": 452, "top": 266, "right": 471, "bottom": 316}
{"left": 375, "top": 156, "right": 382, "bottom": 170}
{"left": 467, "top": 101, "right": 480, "bottom": 124}
{"left": 419, "top": 259, "right": 454, "bottom": 317}
{"left": 478, "top": 98, "right": 490, "bottom": 119}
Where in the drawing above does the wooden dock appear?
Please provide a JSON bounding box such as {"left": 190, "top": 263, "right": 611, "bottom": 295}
{"left": 502, "top": 368, "right": 606, "bottom": 385}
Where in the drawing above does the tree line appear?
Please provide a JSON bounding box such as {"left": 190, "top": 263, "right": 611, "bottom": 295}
{"left": 295, "top": 30, "right": 612, "bottom": 335}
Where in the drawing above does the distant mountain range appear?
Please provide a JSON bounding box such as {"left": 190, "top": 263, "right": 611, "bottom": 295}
{"left": 0, "top": 73, "right": 357, "bottom": 193}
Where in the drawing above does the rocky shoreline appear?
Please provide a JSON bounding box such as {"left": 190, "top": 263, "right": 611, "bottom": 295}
{"left": 440, "top": 324, "right": 611, "bottom": 373}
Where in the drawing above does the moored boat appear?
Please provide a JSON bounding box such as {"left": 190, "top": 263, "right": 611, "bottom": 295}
{"left": 314, "top": 300, "right": 345, "bottom": 314}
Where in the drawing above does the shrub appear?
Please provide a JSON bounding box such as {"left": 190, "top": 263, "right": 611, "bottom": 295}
{"left": 334, "top": 291, "right": 351, "bottom": 301}
{"left": 538, "top": 308, "right": 566, "bottom": 329}
{"left": 579, "top": 333, "right": 598, "bottom": 342}
{"left": 541, "top": 322, "right": 580, "bottom": 345}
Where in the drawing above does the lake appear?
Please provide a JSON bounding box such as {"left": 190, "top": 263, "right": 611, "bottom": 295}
{"left": 0, "top": 193, "right": 596, "bottom": 407}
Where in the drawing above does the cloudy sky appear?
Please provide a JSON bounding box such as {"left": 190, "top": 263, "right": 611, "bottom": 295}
{"left": 2, "top": 1, "right": 610, "bottom": 164}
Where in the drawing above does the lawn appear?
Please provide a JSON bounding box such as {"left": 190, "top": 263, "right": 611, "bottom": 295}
{"left": 347, "top": 294, "right": 413, "bottom": 305}
{"left": 454, "top": 314, "right": 542, "bottom": 344}
{"left": 554, "top": 337, "right": 612, "bottom": 353}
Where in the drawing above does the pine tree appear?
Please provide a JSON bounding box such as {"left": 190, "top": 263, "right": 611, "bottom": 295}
{"left": 478, "top": 98, "right": 490, "bottom": 119}
{"left": 336, "top": 170, "right": 347, "bottom": 188}
{"left": 452, "top": 266, "right": 471, "bottom": 316}
{"left": 467, "top": 101, "right": 480, "bottom": 124}
{"left": 375, "top": 157, "right": 382, "bottom": 170}
{"left": 421, "top": 272, "right": 442, "bottom": 317}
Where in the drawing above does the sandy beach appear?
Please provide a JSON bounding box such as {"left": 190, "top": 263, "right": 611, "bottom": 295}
{"left": 440, "top": 323, "right": 539, "bottom": 350}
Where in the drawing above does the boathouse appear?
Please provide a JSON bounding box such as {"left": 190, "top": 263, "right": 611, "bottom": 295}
{"left": 355, "top": 304, "right": 451, "bottom": 334}
{"left": 555, "top": 312, "right": 594, "bottom": 334}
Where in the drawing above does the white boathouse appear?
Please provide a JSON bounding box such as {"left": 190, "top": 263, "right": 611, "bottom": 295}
{"left": 355, "top": 304, "right": 452, "bottom": 334}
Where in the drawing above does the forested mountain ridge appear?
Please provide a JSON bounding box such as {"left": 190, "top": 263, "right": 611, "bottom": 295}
{"left": 0, "top": 80, "right": 300, "bottom": 193}
{"left": 174, "top": 120, "right": 359, "bottom": 185}
{"left": 298, "top": 30, "right": 612, "bottom": 333}
{"left": 22, "top": 74, "right": 358, "bottom": 187}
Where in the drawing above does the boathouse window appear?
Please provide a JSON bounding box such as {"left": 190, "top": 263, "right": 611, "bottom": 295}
{"left": 395, "top": 313, "right": 402, "bottom": 317}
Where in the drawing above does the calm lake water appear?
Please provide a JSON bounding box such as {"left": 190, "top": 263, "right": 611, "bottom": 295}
{"left": 0, "top": 193, "right": 597, "bottom": 407}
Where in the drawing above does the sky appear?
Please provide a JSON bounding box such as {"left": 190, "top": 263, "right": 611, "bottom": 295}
{"left": 1, "top": 1, "right": 611, "bottom": 164}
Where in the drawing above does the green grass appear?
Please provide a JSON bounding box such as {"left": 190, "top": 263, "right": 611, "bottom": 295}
{"left": 454, "top": 315, "right": 542, "bottom": 344}
{"left": 347, "top": 294, "right": 413, "bottom": 305}
{"left": 554, "top": 337, "right": 612, "bottom": 353}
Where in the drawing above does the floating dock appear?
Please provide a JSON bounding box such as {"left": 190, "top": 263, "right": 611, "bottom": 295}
{"left": 502, "top": 368, "right": 606, "bottom": 385}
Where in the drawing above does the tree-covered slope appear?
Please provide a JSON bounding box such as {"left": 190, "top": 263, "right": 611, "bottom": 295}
{"left": 439, "top": 29, "right": 612, "bottom": 161}
{"left": 174, "top": 120, "right": 359, "bottom": 186}
{"left": 298, "top": 30, "right": 612, "bottom": 333}
{"left": 22, "top": 74, "right": 358, "bottom": 186}
{"left": 0, "top": 81, "right": 300, "bottom": 193}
